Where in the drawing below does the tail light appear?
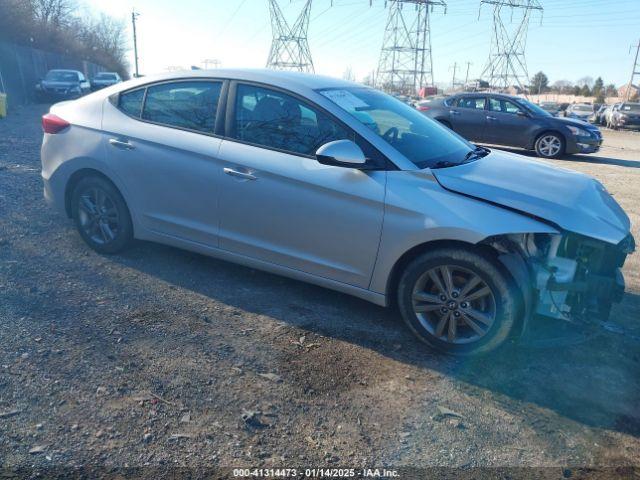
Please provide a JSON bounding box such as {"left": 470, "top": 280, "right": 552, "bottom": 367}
{"left": 416, "top": 105, "right": 431, "bottom": 111}
{"left": 42, "top": 113, "right": 70, "bottom": 134}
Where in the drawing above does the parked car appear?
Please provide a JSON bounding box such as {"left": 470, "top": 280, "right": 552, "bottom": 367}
{"left": 538, "top": 101, "right": 561, "bottom": 116}
{"left": 40, "top": 70, "right": 634, "bottom": 355}
{"left": 91, "top": 72, "right": 122, "bottom": 91}
{"left": 565, "top": 103, "right": 594, "bottom": 122}
{"left": 414, "top": 96, "right": 448, "bottom": 113}
{"left": 35, "top": 69, "right": 91, "bottom": 102}
{"left": 603, "top": 103, "right": 621, "bottom": 128}
{"left": 590, "top": 104, "right": 608, "bottom": 125}
{"left": 609, "top": 102, "right": 640, "bottom": 130}
{"left": 422, "top": 92, "right": 602, "bottom": 158}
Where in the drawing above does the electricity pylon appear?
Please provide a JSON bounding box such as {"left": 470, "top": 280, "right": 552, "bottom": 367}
{"left": 266, "top": 0, "right": 314, "bottom": 73}
{"left": 479, "top": 0, "right": 542, "bottom": 92}
{"left": 625, "top": 39, "right": 640, "bottom": 101}
{"left": 376, "top": 0, "right": 447, "bottom": 95}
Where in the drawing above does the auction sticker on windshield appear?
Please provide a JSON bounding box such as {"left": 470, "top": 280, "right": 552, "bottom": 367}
{"left": 319, "top": 89, "right": 369, "bottom": 111}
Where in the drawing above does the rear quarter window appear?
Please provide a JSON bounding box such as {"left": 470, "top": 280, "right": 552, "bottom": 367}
{"left": 118, "top": 88, "right": 145, "bottom": 117}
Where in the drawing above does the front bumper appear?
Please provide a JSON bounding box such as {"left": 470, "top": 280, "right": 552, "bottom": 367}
{"left": 37, "top": 89, "right": 80, "bottom": 101}
{"left": 91, "top": 83, "right": 114, "bottom": 91}
{"left": 616, "top": 117, "right": 640, "bottom": 128}
{"left": 565, "top": 132, "right": 602, "bottom": 154}
{"left": 536, "top": 233, "right": 635, "bottom": 321}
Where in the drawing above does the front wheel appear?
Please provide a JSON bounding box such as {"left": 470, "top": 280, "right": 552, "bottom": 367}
{"left": 71, "top": 176, "right": 133, "bottom": 254}
{"left": 534, "top": 133, "right": 565, "bottom": 159}
{"left": 397, "top": 248, "right": 518, "bottom": 355}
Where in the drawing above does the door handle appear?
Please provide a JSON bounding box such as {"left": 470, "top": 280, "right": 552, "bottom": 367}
{"left": 109, "top": 138, "right": 135, "bottom": 150}
{"left": 486, "top": 115, "right": 497, "bottom": 121}
{"left": 449, "top": 110, "right": 460, "bottom": 116}
{"left": 224, "top": 167, "right": 257, "bottom": 181}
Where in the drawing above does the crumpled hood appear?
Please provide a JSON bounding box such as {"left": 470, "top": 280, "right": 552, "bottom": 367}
{"left": 432, "top": 150, "right": 631, "bottom": 245}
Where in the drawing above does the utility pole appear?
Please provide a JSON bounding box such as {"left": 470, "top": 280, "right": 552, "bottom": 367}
{"left": 625, "top": 39, "right": 640, "bottom": 101}
{"left": 131, "top": 9, "right": 140, "bottom": 78}
{"left": 479, "top": 0, "right": 543, "bottom": 93}
{"left": 376, "top": 0, "right": 447, "bottom": 95}
{"left": 464, "top": 61, "right": 472, "bottom": 86}
{"left": 450, "top": 62, "right": 458, "bottom": 90}
{"left": 266, "top": 0, "right": 314, "bottom": 72}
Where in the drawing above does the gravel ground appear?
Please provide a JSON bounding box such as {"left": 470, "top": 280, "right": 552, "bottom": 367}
{"left": 1, "top": 105, "right": 639, "bottom": 476}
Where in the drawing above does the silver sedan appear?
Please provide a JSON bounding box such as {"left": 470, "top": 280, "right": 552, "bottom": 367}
{"left": 41, "top": 69, "right": 634, "bottom": 355}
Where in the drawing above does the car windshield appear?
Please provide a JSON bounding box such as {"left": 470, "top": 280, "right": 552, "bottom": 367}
{"left": 539, "top": 103, "right": 559, "bottom": 111}
{"left": 95, "top": 73, "right": 116, "bottom": 80}
{"left": 514, "top": 98, "right": 551, "bottom": 117}
{"left": 45, "top": 71, "right": 78, "bottom": 82}
{"left": 621, "top": 103, "right": 640, "bottom": 112}
{"left": 318, "top": 87, "right": 476, "bottom": 169}
{"left": 573, "top": 104, "right": 593, "bottom": 112}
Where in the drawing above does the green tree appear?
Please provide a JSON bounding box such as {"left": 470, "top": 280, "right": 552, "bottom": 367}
{"left": 531, "top": 71, "right": 549, "bottom": 94}
{"left": 579, "top": 85, "right": 591, "bottom": 97}
{"left": 592, "top": 77, "right": 605, "bottom": 103}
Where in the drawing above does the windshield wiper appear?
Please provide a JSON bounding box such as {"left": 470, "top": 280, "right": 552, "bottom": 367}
{"left": 431, "top": 160, "right": 460, "bottom": 169}
{"left": 463, "top": 146, "right": 490, "bottom": 163}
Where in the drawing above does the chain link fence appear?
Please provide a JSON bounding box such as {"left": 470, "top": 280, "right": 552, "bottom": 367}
{"left": 0, "top": 41, "right": 107, "bottom": 110}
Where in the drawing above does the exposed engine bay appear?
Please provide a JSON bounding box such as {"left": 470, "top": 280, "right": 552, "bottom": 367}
{"left": 487, "top": 232, "right": 635, "bottom": 323}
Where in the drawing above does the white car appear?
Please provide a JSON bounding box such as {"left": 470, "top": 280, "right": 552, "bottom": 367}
{"left": 91, "top": 72, "right": 122, "bottom": 91}
{"left": 40, "top": 69, "right": 635, "bottom": 355}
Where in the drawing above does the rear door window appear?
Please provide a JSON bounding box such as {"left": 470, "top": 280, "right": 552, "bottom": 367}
{"left": 456, "top": 97, "right": 486, "bottom": 109}
{"left": 141, "top": 81, "right": 222, "bottom": 134}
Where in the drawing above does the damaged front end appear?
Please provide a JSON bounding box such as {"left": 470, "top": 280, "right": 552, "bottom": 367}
{"left": 490, "top": 232, "right": 635, "bottom": 325}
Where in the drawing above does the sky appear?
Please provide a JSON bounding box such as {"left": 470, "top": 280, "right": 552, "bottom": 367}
{"left": 83, "top": 0, "right": 640, "bottom": 88}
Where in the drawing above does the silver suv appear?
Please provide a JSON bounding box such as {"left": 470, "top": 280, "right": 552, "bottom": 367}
{"left": 40, "top": 70, "right": 634, "bottom": 355}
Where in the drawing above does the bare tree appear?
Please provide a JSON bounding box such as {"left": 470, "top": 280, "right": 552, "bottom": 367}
{"left": 0, "top": 1, "right": 129, "bottom": 78}
{"left": 576, "top": 76, "right": 594, "bottom": 89}
{"left": 342, "top": 67, "right": 356, "bottom": 82}
{"left": 32, "top": 0, "right": 76, "bottom": 29}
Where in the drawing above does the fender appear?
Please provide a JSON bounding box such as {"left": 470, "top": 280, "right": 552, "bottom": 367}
{"left": 368, "top": 170, "right": 558, "bottom": 295}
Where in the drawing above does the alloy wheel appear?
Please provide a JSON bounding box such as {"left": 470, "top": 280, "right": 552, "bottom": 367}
{"left": 538, "top": 135, "right": 562, "bottom": 157}
{"left": 411, "top": 265, "right": 496, "bottom": 345}
{"left": 77, "top": 187, "right": 120, "bottom": 245}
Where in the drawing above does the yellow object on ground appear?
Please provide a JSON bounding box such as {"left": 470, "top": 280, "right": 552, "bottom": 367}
{"left": 0, "top": 93, "right": 6, "bottom": 118}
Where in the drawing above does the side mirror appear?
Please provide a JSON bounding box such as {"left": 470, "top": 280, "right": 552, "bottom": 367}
{"left": 516, "top": 110, "right": 528, "bottom": 117}
{"left": 315, "top": 140, "right": 366, "bottom": 168}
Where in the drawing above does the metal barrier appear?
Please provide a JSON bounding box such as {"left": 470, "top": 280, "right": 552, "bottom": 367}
{"left": 0, "top": 41, "right": 107, "bottom": 111}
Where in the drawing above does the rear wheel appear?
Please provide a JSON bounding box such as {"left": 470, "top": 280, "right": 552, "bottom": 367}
{"left": 534, "top": 133, "right": 564, "bottom": 159}
{"left": 397, "top": 247, "right": 518, "bottom": 355}
{"left": 71, "top": 176, "right": 133, "bottom": 254}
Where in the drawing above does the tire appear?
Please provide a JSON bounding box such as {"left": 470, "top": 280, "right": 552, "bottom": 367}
{"left": 397, "top": 247, "right": 518, "bottom": 355}
{"left": 71, "top": 176, "right": 133, "bottom": 254}
{"left": 534, "top": 132, "right": 565, "bottom": 159}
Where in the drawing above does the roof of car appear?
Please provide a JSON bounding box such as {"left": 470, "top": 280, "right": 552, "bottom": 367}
{"left": 451, "top": 91, "right": 520, "bottom": 100}
{"left": 121, "top": 68, "right": 362, "bottom": 93}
